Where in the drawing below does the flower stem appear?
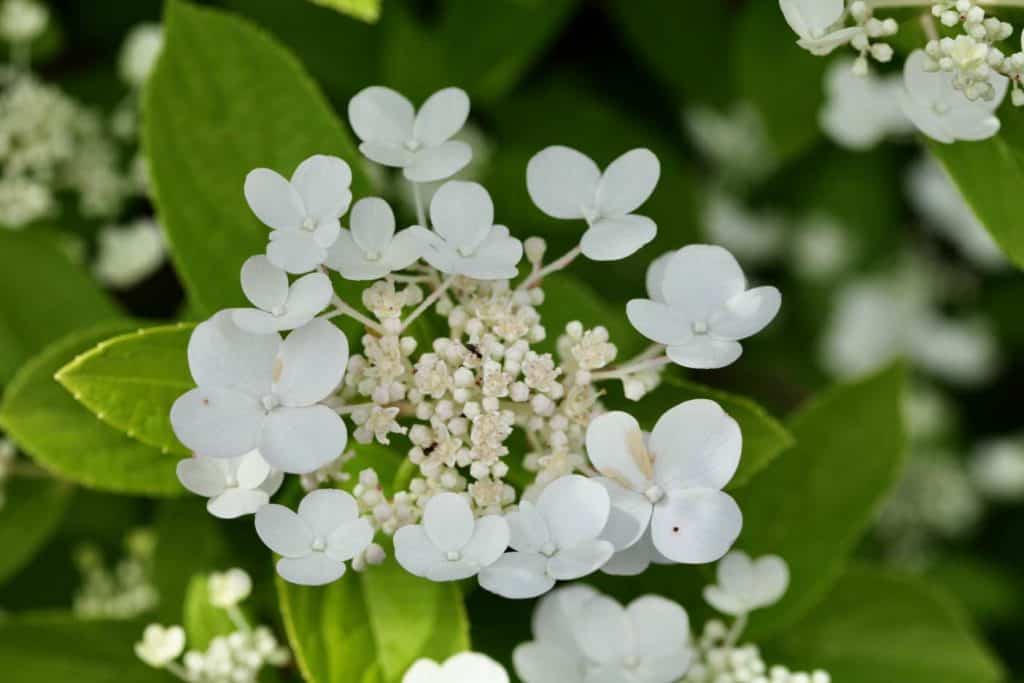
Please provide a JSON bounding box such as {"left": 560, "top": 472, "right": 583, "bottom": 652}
{"left": 401, "top": 276, "right": 455, "bottom": 332}
{"left": 724, "top": 612, "right": 748, "bottom": 649}
{"left": 518, "top": 244, "right": 583, "bottom": 291}
{"left": 227, "top": 605, "right": 250, "bottom": 634}
{"left": 591, "top": 355, "right": 672, "bottom": 381}
{"left": 324, "top": 295, "right": 384, "bottom": 334}
{"left": 333, "top": 402, "right": 376, "bottom": 415}
{"left": 412, "top": 181, "right": 427, "bottom": 227}
{"left": 163, "top": 661, "right": 193, "bottom": 682}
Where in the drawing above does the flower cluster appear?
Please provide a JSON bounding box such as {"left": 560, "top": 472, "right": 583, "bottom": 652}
{"left": 169, "top": 84, "right": 782, "bottom": 598}
{"left": 72, "top": 528, "right": 159, "bottom": 620}
{"left": 134, "top": 568, "right": 290, "bottom": 683}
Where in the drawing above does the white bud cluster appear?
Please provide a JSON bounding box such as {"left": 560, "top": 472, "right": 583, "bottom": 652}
{"left": 73, "top": 528, "right": 160, "bottom": 620}
{"left": 684, "top": 620, "right": 831, "bottom": 683}
{"left": 848, "top": 2, "right": 899, "bottom": 76}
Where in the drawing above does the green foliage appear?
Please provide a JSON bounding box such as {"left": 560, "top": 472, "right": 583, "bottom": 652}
{"left": 144, "top": 1, "right": 369, "bottom": 316}
{"left": 184, "top": 574, "right": 237, "bottom": 650}
{"left": 768, "top": 565, "right": 1006, "bottom": 683}
{"left": 56, "top": 324, "right": 194, "bottom": 456}
{"left": 306, "top": 0, "right": 380, "bottom": 23}
{"left": 0, "top": 614, "right": 169, "bottom": 682}
{"left": 277, "top": 555, "right": 469, "bottom": 683}
{"left": 0, "top": 231, "right": 119, "bottom": 385}
{"left": 736, "top": 364, "right": 907, "bottom": 640}
{"left": 0, "top": 478, "right": 71, "bottom": 583}
{"left": 0, "top": 323, "right": 181, "bottom": 496}
{"left": 535, "top": 272, "right": 646, "bottom": 357}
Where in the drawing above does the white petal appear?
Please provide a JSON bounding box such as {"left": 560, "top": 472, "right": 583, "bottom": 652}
{"left": 513, "top": 642, "right": 584, "bottom": 683}
{"left": 429, "top": 180, "right": 493, "bottom": 249}
{"left": 187, "top": 311, "right": 279, "bottom": 394}
{"left": 232, "top": 309, "right": 284, "bottom": 335}
{"left": 235, "top": 449, "right": 272, "bottom": 489}
{"left": 666, "top": 338, "right": 744, "bottom": 370}
{"left": 585, "top": 411, "right": 651, "bottom": 490}
{"left": 413, "top": 87, "right": 470, "bottom": 146}
{"left": 244, "top": 168, "right": 304, "bottom": 231}
{"left": 456, "top": 228, "right": 523, "bottom": 280}
{"left": 703, "top": 585, "right": 748, "bottom": 616}
{"left": 547, "top": 540, "right": 614, "bottom": 581}
{"left": 423, "top": 492, "right": 476, "bottom": 552}
{"left": 650, "top": 488, "right": 742, "bottom": 564}
{"left": 261, "top": 469, "right": 285, "bottom": 497}
{"left": 434, "top": 653, "right": 509, "bottom": 683}
{"left": 326, "top": 517, "right": 374, "bottom": 562}
{"left": 947, "top": 106, "right": 1003, "bottom": 141}
{"left": 661, "top": 244, "right": 747, "bottom": 317}
{"left": 596, "top": 148, "right": 660, "bottom": 217}
{"left": 394, "top": 525, "right": 446, "bottom": 579}
{"left": 349, "top": 197, "right": 396, "bottom": 256}
{"left": 275, "top": 319, "right": 349, "bottom": 406}
{"left": 348, "top": 86, "right": 415, "bottom": 145}
{"left": 298, "top": 488, "right": 359, "bottom": 536}
{"left": 170, "top": 388, "right": 264, "bottom": 458}
{"left": 711, "top": 286, "right": 781, "bottom": 340}
{"left": 645, "top": 251, "right": 675, "bottom": 302}
{"left": 626, "top": 299, "right": 690, "bottom": 346}
{"left": 176, "top": 456, "right": 227, "bottom": 497}
{"left": 402, "top": 659, "right": 443, "bottom": 683}
{"left": 359, "top": 141, "right": 414, "bottom": 168}
{"left": 291, "top": 155, "right": 352, "bottom": 221}
{"left": 207, "top": 488, "right": 270, "bottom": 519}
{"left": 325, "top": 231, "right": 393, "bottom": 280}
{"left": 256, "top": 503, "right": 313, "bottom": 557}
{"left": 601, "top": 538, "right": 653, "bottom": 577}
{"left": 780, "top": 0, "right": 845, "bottom": 39}
{"left": 267, "top": 231, "right": 327, "bottom": 274}
{"left": 404, "top": 141, "right": 473, "bottom": 183}
{"left": 595, "top": 478, "right": 652, "bottom": 551}
{"left": 284, "top": 272, "right": 332, "bottom": 320}
{"left": 313, "top": 218, "right": 341, "bottom": 248}
{"left": 581, "top": 214, "right": 657, "bottom": 261}
{"left": 478, "top": 552, "right": 555, "bottom": 599}
{"left": 627, "top": 595, "right": 690, "bottom": 659}
{"left": 241, "top": 255, "right": 288, "bottom": 312}
{"left": 420, "top": 241, "right": 458, "bottom": 276}
{"left": 532, "top": 584, "right": 598, "bottom": 652}
{"left": 276, "top": 553, "right": 346, "bottom": 586}
{"left": 461, "top": 515, "right": 511, "bottom": 568}
{"left": 574, "top": 594, "right": 630, "bottom": 665}
{"left": 384, "top": 226, "right": 435, "bottom": 271}
{"left": 536, "top": 475, "right": 610, "bottom": 548}
{"left": 506, "top": 501, "right": 550, "bottom": 553}
{"left": 526, "top": 146, "right": 599, "bottom": 219}
{"left": 260, "top": 405, "right": 347, "bottom": 474}
{"left": 650, "top": 399, "right": 741, "bottom": 491}
{"left": 750, "top": 554, "right": 790, "bottom": 608}
{"left": 638, "top": 652, "right": 694, "bottom": 683}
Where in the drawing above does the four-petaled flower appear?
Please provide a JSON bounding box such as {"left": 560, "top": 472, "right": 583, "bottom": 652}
{"left": 420, "top": 181, "right": 523, "bottom": 279}
{"left": 403, "top": 653, "right": 510, "bottom": 683}
{"left": 135, "top": 624, "right": 185, "bottom": 668}
{"left": 232, "top": 255, "right": 332, "bottom": 333}
{"left": 628, "top": 245, "right": 781, "bottom": 369}
{"left": 176, "top": 450, "right": 283, "bottom": 519}
{"left": 244, "top": 154, "right": 353, "bottom": 273}
{"left": 780, "top": 0, "right": 863, "bottom": 56}
{"left": 900, "top": 50, "right": 1007, "bottom": 144}
{"left": 478, "top": 475, "right": 613, "bottom": 599}
{"left": 326, "top": 197, "right": 434, "bottom": 280}
{"left": 394, "top": 492, "right": 510, "bottom": 581}
{"left": 703, "top": 550, "right": 790, "bottom": 616}
{"left": 586, "top": 399, "right": 743, "bottom": 571}
{"left": 349, "top": 86, "right": 472, "bottom": 182}
{"left": 170, "top": 313, "right": 349, "bottom": 474}
{"left": 526, "top": 146, "right": 660, "bottom": 261}
{"left": 255, "top": 488, "right": 374, "bottom": 586}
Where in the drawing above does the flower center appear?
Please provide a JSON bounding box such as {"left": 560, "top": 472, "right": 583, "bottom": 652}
{"left": 932, "top": 101, "right": 951, "bottom": 116}
{"left": 457, "top": 245, "right": 476, "bottom": 257}
{"left": 692, "top": 320, "right": 709, "bottom": 335}
{"left": 539, "top": 542, "right": 557, "bottom": 557}
{"left": 302, "top": 217, "right": 316, "bottom": 232}
{"left": 580, "top": 203, "right": 600, "bottom": 224}
{"left": 260, "top": 394, "right": 280, "bottom": 412}
{"left": 624, "top": 656, "right": 640, "bottom": 670}
{"left": 404, "top": 139, "right": 422, "bottom": 152}
{"left": 224, "top": 473, "right": 238, "bottom": 488}
{"left": 270, "top": 305, "right": 286, "bottom": 317}
{"left": 366, "top": 249, "right": 382, "bottom": 261}
{"left": 445, "top": 550, "right": 462, "bottom": 562}
{"left": 644, "top": 484, "right": 665, "bottom": 504}
{"left": 311, "top": 536, "right": 326, "bottom": 552}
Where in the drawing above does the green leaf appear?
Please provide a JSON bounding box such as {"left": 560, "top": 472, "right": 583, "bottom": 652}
{"left": 0, "top": 613, "right": 170, "bottom": 682}
{"left": 767, "top": 565, "right": 1006, "bottom": 683}
{"left": 930, "top": 122, "right": 1024, "bottom": 267}
{"left": 56, "top": 324, "right": 194, "bottom": 456}
{"left": 306, "top": 0, "right": 380, "bottom": 23}
{"left": 0, "top": 230, "right": 119, "bottom": 385}
{"left": 278, "top": 554, "right": 470, "bottom": 683}
{"left": 736, "top": 363, "right": 907, "bottom": 640}
{"left": 184, "top": 574, "right": 237, "bottom": 650}
{"left": 535, "top": 272, "right": 646, "bottom": 357}
{"left": 0, "top": 478, "right": 71, "bottom": 584}
{"left": 0, "top": 323, "right": 182, "bottom": 496}
{"left": 144, "top": 1, "right": 369, "bottom": 316}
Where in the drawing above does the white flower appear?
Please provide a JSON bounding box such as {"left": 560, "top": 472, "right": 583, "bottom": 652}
{"left": 514, "top": 585, "right": 692, "bottom": 683}
{"left": 394, "top": 492, "right": 509, "bottom": 581}
{"left": 348, "top": 86, "right": 472, "bottom": 182}
{"left": 403, "top": 653, "right": 509, "bottom": 683}
{"left": 135, "top": 624, "right": 186, "bottom": 668}
{"left": 325, "top": 197, "right": 434, "bottom": 280}
{"left": 231, "top": 255, "right": 332, "bottom": 333}
{"left": 703, "top": 551, "right": 789, "bottom": 616}
{"left": 119, "top": 23, "right": 163, "bottom": 88}
{"left": 600, "top": 527, "right": 674, "bottom": 577}
{"left": 586, "top": 399, "right": 743, "bottom": 571}
{"left": 93, "top": 218, "right": 166, "bottom": 289}
{"left": 244, "top": 155, "right": 352, "bottom": 273}
{"left": 526, "top": 146, "right": 659, "bottom": 261}
{"left": 779, "top": 0, "right": 863, "bottom": 56}
{"left": 170, "top": 313, "right": 349, "bottom": 474}
{"left": 819, "top": 58, "right": 912, "bottom": 150}
{"left": 628, "top": 245, "right": 781, "bottom": 369}
{"left": 900, "top": 50, "right": 1007, "bottom": 144}
{"left": 255, "top": 489, "right": 374, "bottom": 586}
{"left": 420, "top": 181, "right": 523, "bottom": 279}
{"left": 478, "top": 475, "right": 613, "bottom": 599}
{"left": 0, "top": 0, "right": 48, "bottom": 44}
{"left": 176, "top": 450, "right": 284, "bottom": 519}
{"left": 970, "top": 438, "right": 1024, "bottom": 501}
{"left": 208, "top": 568, "right": 253, "bottom": 608}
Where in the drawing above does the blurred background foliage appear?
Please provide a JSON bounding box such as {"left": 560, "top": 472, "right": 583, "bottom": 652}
{"left": 1, "top": 0, "right": 1022, "bottom": 681}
